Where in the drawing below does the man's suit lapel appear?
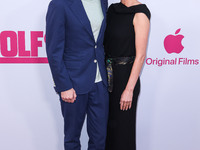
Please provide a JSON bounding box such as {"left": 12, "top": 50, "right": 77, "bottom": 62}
{"left": 96, "top": 0, "right": 107, "bottom": 43}
{"left": 69, "top": 0, "right": 107, "bottom": 43}
{"left": 100, "top": 0, "right": 106, "bottom": 18}
{"left": 70, "top": 0, "right": 95, "bottom": 41}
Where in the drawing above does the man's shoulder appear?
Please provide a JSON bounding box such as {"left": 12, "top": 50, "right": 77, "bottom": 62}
{"left": 49, "top": 0, "right": 69, "bottom": 8}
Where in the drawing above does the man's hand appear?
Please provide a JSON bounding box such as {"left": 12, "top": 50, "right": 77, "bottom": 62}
{"left": 61, "top": 88, "right": 77, "bottom": 103}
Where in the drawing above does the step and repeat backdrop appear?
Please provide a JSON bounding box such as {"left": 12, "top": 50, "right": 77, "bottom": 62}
{"left": 0, "top": 0, "right": 200, "bottom": 150}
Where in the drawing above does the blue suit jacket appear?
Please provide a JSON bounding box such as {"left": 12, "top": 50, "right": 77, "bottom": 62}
{"left": 46, "top": 0, "right": 108, "bottom": 94}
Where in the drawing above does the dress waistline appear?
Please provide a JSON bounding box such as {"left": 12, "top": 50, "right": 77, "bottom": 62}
{"left": 105, "top": 56, "right": 135, "bottom": 92}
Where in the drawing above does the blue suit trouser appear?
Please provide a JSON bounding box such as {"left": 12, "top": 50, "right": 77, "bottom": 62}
{"left": 60, "top": 81, "right": 109, "bottom": 150}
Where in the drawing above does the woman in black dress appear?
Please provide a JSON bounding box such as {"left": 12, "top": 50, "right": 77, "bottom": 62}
{"left": 104, "top": 0, "right": 150, "bottom": 150}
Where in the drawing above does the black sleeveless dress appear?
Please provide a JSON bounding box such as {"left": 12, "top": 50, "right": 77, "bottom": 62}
{"left": 104, "top": 3, "right": 151, "bottom": 150}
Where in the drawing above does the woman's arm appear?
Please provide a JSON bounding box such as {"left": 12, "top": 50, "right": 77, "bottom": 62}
{"left": 120, "top": 13, "right": 150, "bottom": 111}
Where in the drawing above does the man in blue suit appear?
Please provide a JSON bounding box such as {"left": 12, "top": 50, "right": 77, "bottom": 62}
{"left": 46, "top": 0, "right": 109, "bottom": 149}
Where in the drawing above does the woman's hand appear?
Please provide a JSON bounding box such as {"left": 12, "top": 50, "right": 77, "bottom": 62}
{"left": 120, "top": 89, "right": 133, "bottom": 111}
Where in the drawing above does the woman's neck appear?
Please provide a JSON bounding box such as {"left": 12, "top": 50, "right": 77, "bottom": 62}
{"left": 121, "top": 0, "right": 141, "bottom": 7}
